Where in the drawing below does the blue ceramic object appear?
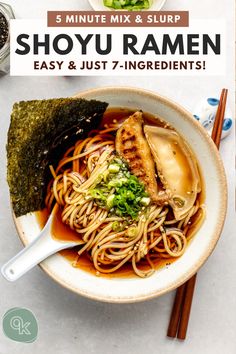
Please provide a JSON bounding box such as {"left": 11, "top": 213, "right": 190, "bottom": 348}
{"left": 193, "top": 96, "right": 233, "bottom": 139}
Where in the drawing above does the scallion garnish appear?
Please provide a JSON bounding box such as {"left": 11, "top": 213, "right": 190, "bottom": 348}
{"left": 88, "top": 156, "right": 150, "bottom": 219}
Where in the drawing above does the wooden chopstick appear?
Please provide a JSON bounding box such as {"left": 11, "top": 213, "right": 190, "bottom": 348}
{"left": 167, "top": 88, "right": 228, "bottom": 340}
{"left": 167, "top": 282, "right": 187, "bottom": 337}
{"left": 213, "top": 89, "right": 228, "bottom": 148}
{"left": 211, "top": 89, "right": 225, "bottom": 143}
{"left": 177, "top": 274, "right": 197, "bottom": 339}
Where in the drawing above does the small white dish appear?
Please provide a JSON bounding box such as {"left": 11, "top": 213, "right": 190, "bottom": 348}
{"left": 88, "top": 0, "right": 166, "bottom": 11}
{"left": 12, "top": 87, "right": 227, "bottom": 303}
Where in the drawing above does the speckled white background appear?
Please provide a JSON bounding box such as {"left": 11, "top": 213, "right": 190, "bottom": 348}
{"left": 0, "top": 1, "right": 235, "bottom": 353}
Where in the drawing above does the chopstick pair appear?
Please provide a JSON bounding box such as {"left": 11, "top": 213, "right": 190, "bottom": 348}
{"left": 167, "top": 274, "right": 197, "bottom": 339}
{"left": 167, "top": 88, "right": 228, "bottom": 340}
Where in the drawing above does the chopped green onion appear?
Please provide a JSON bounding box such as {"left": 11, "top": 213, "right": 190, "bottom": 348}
{"left": 88, "top": 156, "right": 150, "bottom": 220}
{"left": 103, "top": 0, "right": 152, "bottom": 10}
{"left": 107, "top": 194, "right": 115, "bottom": 208}
{"left": 108, "top": 164, "right": 120, "bottom": 173}
{"left": 173, "top": 196, "right": 185, "bottom": 208}
{"left": 127, "top": 226, "right": 137, "bottom": 238}
{"left": 140, "top": 197, "right": 151, "bottom": 206}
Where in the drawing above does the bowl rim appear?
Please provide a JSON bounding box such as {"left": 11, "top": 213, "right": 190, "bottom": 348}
{"left": 14, "top": 86, "right": 228, "bottom": 303}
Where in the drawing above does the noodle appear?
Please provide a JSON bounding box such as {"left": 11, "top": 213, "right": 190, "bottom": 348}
{"left": 46, "top": 123, "right": 205, "bottom": 278}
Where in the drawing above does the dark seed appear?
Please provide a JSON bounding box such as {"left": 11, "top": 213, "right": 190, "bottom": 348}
{"left": 0, "top": 12, "right": 8, "bottom": 50}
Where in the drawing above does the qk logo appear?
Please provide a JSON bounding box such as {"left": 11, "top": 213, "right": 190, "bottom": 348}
{"left": 2, "top": 308, "right": 38, "bottom": 343}
{"left": 10, "top": 316, "right": 31, "bottom": 335}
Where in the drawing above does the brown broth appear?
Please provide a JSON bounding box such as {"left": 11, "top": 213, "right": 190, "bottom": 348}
{"left": 59, "top": 248, "right": 176, "bottom": 278}
{"left": 36, "top": 107, "right": 205, "bottom": 278}
{"left": 101, "top": 107, "right": 168, "bottom": 129}
{"left": 51, "top": 209, "right": 82, "bottom": 242}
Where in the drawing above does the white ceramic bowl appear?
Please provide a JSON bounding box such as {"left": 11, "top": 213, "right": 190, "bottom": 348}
{"left": 14, "top": 87, "right": 227, "bottom": 303}
{"left": 88, "top": 0, "right": 166, "bottom": 11}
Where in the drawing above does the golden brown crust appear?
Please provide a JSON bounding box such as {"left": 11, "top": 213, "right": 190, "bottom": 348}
{"left": 116, "top": 111, "right": 164, "bottom": 203}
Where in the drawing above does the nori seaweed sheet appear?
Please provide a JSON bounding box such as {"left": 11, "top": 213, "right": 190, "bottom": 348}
{"left": 7, "top": 98, "right": 108, "bottom": 217}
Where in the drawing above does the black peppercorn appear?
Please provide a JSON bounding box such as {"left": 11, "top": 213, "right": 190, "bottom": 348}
{"left": 0, "top": 11, "right": 8, "bottom": 50}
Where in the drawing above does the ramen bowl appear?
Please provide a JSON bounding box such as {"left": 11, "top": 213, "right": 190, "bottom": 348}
{"left": 14, "top": 87, "right": 227, "bottom": 303}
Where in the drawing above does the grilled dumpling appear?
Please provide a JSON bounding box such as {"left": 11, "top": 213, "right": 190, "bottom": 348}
{"left": 116, "top": 111, "right": 164, "bottom": 204}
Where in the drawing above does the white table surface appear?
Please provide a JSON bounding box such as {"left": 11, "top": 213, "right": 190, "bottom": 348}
{"left": 0, "top": 1, "right": 235, "bottom": 353}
